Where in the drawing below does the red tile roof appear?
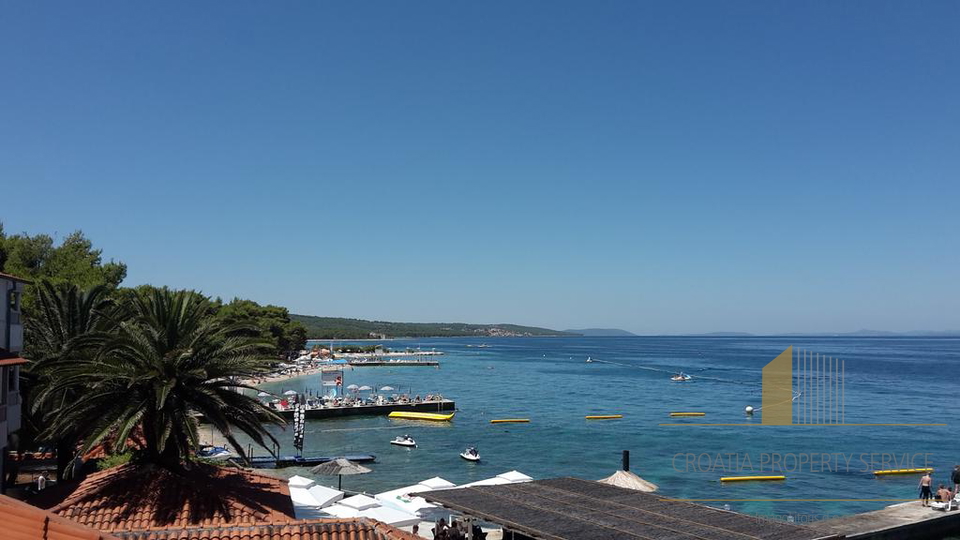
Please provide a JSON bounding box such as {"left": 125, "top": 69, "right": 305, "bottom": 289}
{"left": 0, "top": 493, "right": 121, "bottom": 540}
{"left": 42, "top": 463, "right": 296, "bottom": 532}
{"left": 34, "top": 464, "right": 419, "bottom": 540}
{"left": 103, "top": 518, "right": 419, "bottom": 540}
{"left": 0, "top": 349, "right": 30, "bottom": 365}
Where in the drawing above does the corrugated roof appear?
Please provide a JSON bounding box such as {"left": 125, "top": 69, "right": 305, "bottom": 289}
{"left": 418, "top": 477, "right": 842, "bottom": 540}
{"left": 0, "top": 493, "right": 121, "bottom": 540}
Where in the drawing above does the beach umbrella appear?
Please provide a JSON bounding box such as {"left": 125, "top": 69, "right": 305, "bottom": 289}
{"left": 283, "top": 390, "right": 298, "bottom": 396}
{"left": 311, "top": 458, "right": 372, "bottom": 490}
{"left": 346, "top": 384, "right": 360, "bottom": 391}
{"left": 598, "top": 470, "right": 658, "bottom": 492}
{"left": 257, "top": 391, "right": 271, "bottom": 397}
{"left": 379, "top": 386, "right": 395, "bottom": 392}
{"left": 358, "top": 385, "right": 373, "bottom": 391}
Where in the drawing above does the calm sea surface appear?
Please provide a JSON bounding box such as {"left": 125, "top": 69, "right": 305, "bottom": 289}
{"left": 248, "top": 336, "right": 959, "bottom": 520}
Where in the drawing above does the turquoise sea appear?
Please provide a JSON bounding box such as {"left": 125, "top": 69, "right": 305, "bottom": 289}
{"left": 250, "top": 336, "right": 959, "bottom": 522}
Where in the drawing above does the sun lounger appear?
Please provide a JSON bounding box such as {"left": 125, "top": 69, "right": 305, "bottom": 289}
{"left": 930, "top": 499, "right": 957, "bottom": 511}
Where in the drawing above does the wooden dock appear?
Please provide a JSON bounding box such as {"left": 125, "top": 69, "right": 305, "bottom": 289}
{"left": 816, "top": 501, "right": 960, "bottom": 539}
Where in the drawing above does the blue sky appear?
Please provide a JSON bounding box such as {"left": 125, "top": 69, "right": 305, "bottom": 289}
{"left": 2, "top": 2, "right": 958, "bottom": 334}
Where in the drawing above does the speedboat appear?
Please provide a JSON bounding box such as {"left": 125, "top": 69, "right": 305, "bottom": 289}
{"left": 460, "top": 447, "right": 480, "bottom": 461}
{"left": 197, "top": 445, "right": 235, "bottom": 461}
{"left": 671, "top": 372, "right": 692, "bottom": 382}
{"left": 586, "top": 357, "right": 593, "bottom": 363}
{"left": 390, "top": 435, "right": 417, "bottom": 447}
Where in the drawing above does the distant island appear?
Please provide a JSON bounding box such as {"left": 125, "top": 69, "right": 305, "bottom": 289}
{"left": 680, "top": 329, "right": 960, "bottom": 337}
{"left": 563, "top": 328, "right": 637, "bottom": 337}
{"left": 291, "top": 314, "right": 576, "bottom": 339}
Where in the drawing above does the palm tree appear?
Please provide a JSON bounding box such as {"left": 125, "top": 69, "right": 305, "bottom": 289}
{"left": 25, "top": 280, "right": 117, "bottom": 479}
{"left": 42, "top": 287, "right": 284, "bottom": 471}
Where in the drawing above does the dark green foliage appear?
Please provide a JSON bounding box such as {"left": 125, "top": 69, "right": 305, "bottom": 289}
{"left": 290, "top": 314, "right": 573, "bottom": 339}
{"left": 214, "top": 298, "right": 307, "bottom": 353}
{"left": 37, "top": 288, "right": 283, "bottom": 470}
{"left": 0, "top": 227, "right": 127, "bottom": 290}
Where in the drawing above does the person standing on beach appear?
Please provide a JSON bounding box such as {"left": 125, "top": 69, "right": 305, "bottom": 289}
{"left": 919, "top": 471, "right": 933, "bottom": 506}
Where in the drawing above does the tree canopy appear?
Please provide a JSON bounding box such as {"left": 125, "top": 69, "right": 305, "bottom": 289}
{"left": 0, "top": 225, "right": 127, "bottom": 289}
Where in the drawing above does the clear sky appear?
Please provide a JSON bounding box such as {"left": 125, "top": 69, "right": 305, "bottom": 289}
{"left": 2, "top": 2, "right": 958, "bottom": 334}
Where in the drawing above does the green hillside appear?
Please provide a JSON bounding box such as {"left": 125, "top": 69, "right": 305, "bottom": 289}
{"left": 290, "top": 314, "right": 575, "bottom": 339}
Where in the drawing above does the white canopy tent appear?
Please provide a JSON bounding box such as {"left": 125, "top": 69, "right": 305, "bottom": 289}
{"left": 287, "top": 475, "right": 344, "bottom": 520}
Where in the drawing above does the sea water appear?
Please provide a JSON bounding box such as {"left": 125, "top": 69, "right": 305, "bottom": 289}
{"left": 249, "top": 336, "right": 959, "bottom": 520}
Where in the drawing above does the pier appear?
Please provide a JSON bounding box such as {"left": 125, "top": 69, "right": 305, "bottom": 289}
{"left": 816, "top": 501, "right": 960, "bottom": 540}
{"left": 274, "top": 399, "right": 456, "bottom": 420}
{"left": 347, "top": 359, "right": 439, "bottom": 367}
{"left": 247, "top": 453, "right": 376, "bottom": 469}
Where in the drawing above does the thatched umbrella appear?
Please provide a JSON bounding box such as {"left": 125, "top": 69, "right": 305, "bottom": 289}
{"left": 311, "top": 458, "right": 372, "bottom": 490}
{"left": 598, "top": 470, "right": 658, "bottom": 492}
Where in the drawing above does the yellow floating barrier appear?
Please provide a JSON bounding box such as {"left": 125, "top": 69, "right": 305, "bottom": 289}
{"left": 720, "top": 475, "right": 786, "bottom": 482}
{"left": 490, "top": 418, "right": 530, "bottom": 424}
{"left": 670, "top": 412, "right": 706, "bottom": 417}
{"left": 873, "top": 468, "right": 933, "bottom": 476}
{"left": 585, "top": 415, "right": 623, "bottom": 420}
{"left": 388, "top": 411, "right": 455, "bottom": 421}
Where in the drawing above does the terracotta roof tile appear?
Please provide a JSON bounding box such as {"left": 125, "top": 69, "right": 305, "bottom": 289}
{"left": 109, "top": 518, "right": 419, "bottom": 540}
{"left": 43, "top": 464, "right": 296, "bottom": 532}
{"left": 33, "top": 464, "right": 419, "bottom": 540}
{"left": 0, "top": 493, "right": 121, "bottom": 540}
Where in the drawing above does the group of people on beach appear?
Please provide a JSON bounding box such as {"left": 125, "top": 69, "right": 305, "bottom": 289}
{"left": 918, "top": 465, "right": 960, "bottom": 507}
{"left": 429, "top": 517, "right": 486, "bottom": 540}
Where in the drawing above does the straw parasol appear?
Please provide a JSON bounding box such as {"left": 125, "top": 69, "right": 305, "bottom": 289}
{"left": 598, "top": 470, "right": 658, "bottom": 492}
{"left": 311, "top": 458, "right": 372, "bottom": 490}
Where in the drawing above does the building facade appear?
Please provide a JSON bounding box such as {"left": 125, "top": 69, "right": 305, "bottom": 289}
{"left": 0, "top": 272, "right": 29, "bottom": 494}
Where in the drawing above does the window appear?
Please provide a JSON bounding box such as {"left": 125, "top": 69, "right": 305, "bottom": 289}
{"left": 9, "top": 289, "right": 20, "bottom": 324}
{"left": 8, "top": 366, "right": 15, "bottom": 392}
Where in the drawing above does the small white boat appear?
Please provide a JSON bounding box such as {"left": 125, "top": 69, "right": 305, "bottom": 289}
{"left": 460, "top": 447, "right": 480, "bottom": 461}
{"left": 390, "top": 435, "right": 417, "bottom": 447}
{"left": 671, "top": 372, "right": 692, "bottom": 382}
{"left": 586, "top": 357, "right": 593, "bottom": 363}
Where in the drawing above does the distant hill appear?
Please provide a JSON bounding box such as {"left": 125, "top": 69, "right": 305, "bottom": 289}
{"left": 684, "top": 332, "right": 756, "bottom": 337}
{"left": 563, "top": 328, "right": 636, "bottom": 337}
{"left": 291, "top": 314, "right": 574, "bottom": 339}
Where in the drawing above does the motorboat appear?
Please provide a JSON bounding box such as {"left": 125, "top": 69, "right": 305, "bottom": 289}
{"left": 460, "top": 447, "right": 480, "bottom": 461}
{"left": 390, "top": 435, "right": 417, "bottom": 447}
{"left": 586, "top": 357, "right": 593, "bottom": 363}
{"left": 671, "top": 372, "right": 692, "bottom": 382}
{"left": 197, "top": 445, "right": 235, "bottom": 461}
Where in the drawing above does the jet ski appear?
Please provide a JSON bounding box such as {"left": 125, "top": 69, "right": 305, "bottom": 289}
{"left": 390, "top": 434, "right": 417, "bottom": 447}
{"left": 460, "top": 446, "right": 480, "bottom": 461}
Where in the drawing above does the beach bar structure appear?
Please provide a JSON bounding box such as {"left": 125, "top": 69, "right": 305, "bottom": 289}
{"left": 418, "top": 477, "right": 841, "bottom": 540}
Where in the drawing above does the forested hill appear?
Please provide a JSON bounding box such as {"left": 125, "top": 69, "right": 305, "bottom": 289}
{"left": 290, "top": 314, "right": 575, "bottom": 339}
